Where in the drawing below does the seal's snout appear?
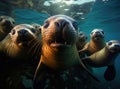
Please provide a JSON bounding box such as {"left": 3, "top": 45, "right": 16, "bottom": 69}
{"left": 91, "top": 29, "right": 104, "bottom": 36}
{"left": 93, "top": 30, "right": 103, "bottom": 37}
{"left": 113, "top": 44, "right": 120, "bottom": 52}
{"left": 4, "top": 20, "right": 11, "bottom": 25}
{"left": 55, "top": 19, "right": 68, "bottom": 30}
{"left": 114, "top": 45, "right": 120, "bottom": 49}
{"left": 95, "top": 31, "right": 100, "bottom": 35}
{"left": 18, "top": 29, "right": 28, "bottom": 36}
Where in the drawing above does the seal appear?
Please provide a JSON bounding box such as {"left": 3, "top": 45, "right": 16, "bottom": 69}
{"left": 76, "top": 31, "right": 88, "bottom": 50}
{"left": 33, "top": 15, "right": 99, "bottom": 89}
{"left": 82, "top": 40, "right": 120, "bottom": 81}
{"left": 79, "top": 29, "right": 106, "bottom": 56}
{"left": 0, "top": 24, "right": 41, "bottom": 89}
{"left": 0, "top": 15, "right": 15, "bottom": 41}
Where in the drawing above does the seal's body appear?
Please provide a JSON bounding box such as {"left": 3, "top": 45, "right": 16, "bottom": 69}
{"left": 0, "top": 16, "right": 15, "bottom": 41}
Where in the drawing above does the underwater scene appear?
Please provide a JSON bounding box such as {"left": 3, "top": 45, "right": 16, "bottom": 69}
{"left": 0, "top": 0, "right": 120, "bottom": 89}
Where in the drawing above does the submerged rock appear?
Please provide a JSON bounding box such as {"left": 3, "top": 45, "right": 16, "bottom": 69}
{"left": 34, "top": 65, "right": 96, "bottom": 89}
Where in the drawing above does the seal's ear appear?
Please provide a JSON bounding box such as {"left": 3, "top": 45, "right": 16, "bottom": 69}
{"left": 31, "top": 23, "right": 42, "bottom": 35}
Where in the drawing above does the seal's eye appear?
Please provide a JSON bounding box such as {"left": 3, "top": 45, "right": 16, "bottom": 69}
{"left": 91, "top": 32, "right": 94, "bottom": 35}
{"left": 108, "top": 42, "right": 112, "bottom": 45}
{"left": 79, "top": 33, "right": 83, "bottom": 36}
{"left": 31, "top": 28, "right": 36, "bottom": 33}
{"left": 72, "top": 21, "right": 78, "bottom": 30}
{"left": 43, "top": 21, "right": 49, "bottom": 28}
{"left": 11, "top": 29, "right": 16, "bottom": 35}
{"left": 0, "top": 18, "right": 3, "bottom": 22}
{"left": 101, "top": 31, "right": 104, "bottom": 34}
{"left": 12, "top": 21, "right": 15, "bottom": 25}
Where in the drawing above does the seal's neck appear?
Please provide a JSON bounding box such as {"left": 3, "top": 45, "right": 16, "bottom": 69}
{"left": 0, "top": 35, "right": 22, "bottom": 57}
{"left": 90, "top": 39, "right": 106, "bottom": 50}
{"left": 40, "top": 44, "right": 80, "bottom": 70}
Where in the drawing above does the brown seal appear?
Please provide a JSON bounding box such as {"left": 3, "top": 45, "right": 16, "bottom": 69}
{"left": 0, "top": 15, "right": 15, "bottom": 41}
{"left": 79, "top": 29, "right": 106, "bottom": 56}
{"left": 82, "top": 40, "right": 120, "bottom": 81}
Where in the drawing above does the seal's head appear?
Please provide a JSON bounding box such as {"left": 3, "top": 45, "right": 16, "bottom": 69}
{"left": 41, "top": 15, "right": 79, "bottom": 50}
{"left": 0, "top": 16, "right": 15, "bottom": 41}
{"left": 0, "top": 16, "right": 15, "bottom": 33}
{"left": 9, "top": 24, "right": 40, "bottom": 48}
{"left": 0, "top": 24, "right": 40, "bottom": 59}
{"left": 76, "top": 31, "right": 87, "bottom": 50}
{"left": 90, "top": 29, "right": 104, "bottom": 42}
{"left": 40, "top": 15, "right": 80, "bottom": 70}
{"left": 107, "top": 40, "right": 120, "bottom": 53}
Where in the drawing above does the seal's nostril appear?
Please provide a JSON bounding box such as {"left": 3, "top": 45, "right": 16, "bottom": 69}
{"left": 95, "top": 31, "right": 100, "bottom": 35}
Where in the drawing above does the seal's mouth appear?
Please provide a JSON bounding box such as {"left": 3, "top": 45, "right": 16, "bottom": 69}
{"left": 16, "top": 35, "right": 35, "bottom": 47}
{"left": 48, "top": 37, "right": 72, "bottom": 49}
{"left": 50, "top": 42, "right": 71, "bottom": 49}
{"left": 15, "top": 37, "right": 29, "bottom": 47}
{"left": 92, "top": 34, "right": 104, "bottom": 41}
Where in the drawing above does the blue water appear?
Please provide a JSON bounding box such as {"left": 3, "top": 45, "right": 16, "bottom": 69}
{"left": 1, "top": 0, "right": 120, "bottom": 89}
{"left": 80, "top": 0, "right": 120, "bottom": 89}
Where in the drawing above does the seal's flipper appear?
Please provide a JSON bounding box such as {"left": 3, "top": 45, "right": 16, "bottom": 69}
{"left": 79, "top": 58, "right": 100, "bottom": 82}
{"left": 81, "top": 57, "right": 94, "bottom": 66}
{"left": 104, "top": 64, "right": 116, "bottom": 81}
{"left": 33, "top": 62, "right": 49, "bottom": 89}
{"left": 34, "top": 62, "right": 46, "bottom": 80}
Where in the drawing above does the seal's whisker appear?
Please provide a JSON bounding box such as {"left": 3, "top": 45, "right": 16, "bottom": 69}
{"left": 28, "top": 39, "right": 39, "bottom": 55}
{"left": 28, "top": 38, "right": 42, "bottom": 59}
{"left": 33, "top": 40, "right": 42, "bottom": 60}
{"left": 33, "top": 40, "right": 41, "bottom": 57}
